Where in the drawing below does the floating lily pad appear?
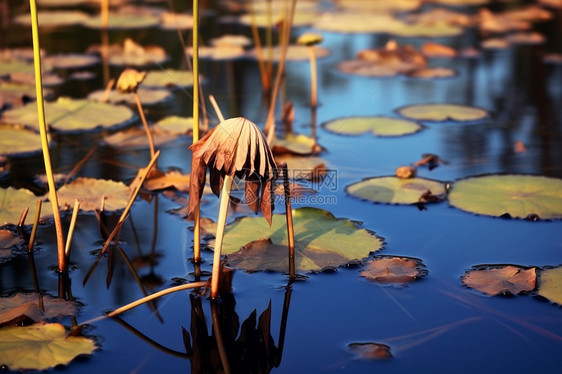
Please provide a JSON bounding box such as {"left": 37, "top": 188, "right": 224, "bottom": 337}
{"left": 238, "top": 12, "right": 318, "bottom": 28}
{"left": 0, "top": 60, "right": 35, "bottom": 77}
{"left": 143, "top": 69, "right": 195, "bottom": 89}
{"left": 396, "top": 103, "right": 489, "bottom": 122}
{"left": 0, "top": 230, "right": 23, "bottom": 250}
{"left": 428, "top": 0, "right": 489, "bottom": 5}
{"left": 57, "top": 177, "right": 131, "bottom": 212}
{"left": 346, "top": 176, "right": 447, "bottom": 205}
{"left": 102, "top": 125, "right": 183, "bottom": 149}
{"left": 1, "top": 97, "right": 136, "bottom": 134}
{"left": 43, "top": 54, "right": 100, "bottom": 70}
{"left": 338, "top": 0, "right": 420, "bottom": 12}
{"left": 537, "top": 266, "right": 562, "bottom": 305}
{"left": 314, "top": 13, "right": 462, "bottom": 36}
{"left": 0, "top": 188, "right": 52, "bottom": 227}
{"left": 348, "top": 342, "right": 392, "bottom": 360}
{"left": 448, "top": 174, "right": 562, "bottom": 220}
{"left": 271, "top": 133, "right": 322, "bottom": 155}
{"left": 82, "top": 12, "right": 160, "bottom": 29}
{"left": 143, "top": 170, "right": 190, "bottom": 192}
{"left": 405, "top": 67, "right": 456, "bottom": 78}
{"left": 153, "top": 116, "right": 194, "bottom": 135}
{"left": 202, "top": 207, "right": 384, "bottom": 273}
{"left": 0, "top": 323, "right": 96, "bottom": 371}
{"left": 88, "top": 39, "right": 167, "bottom": 67}
{"left": 246, "top": 45, "right": 330, "bottom": 62}
{"left": 13, "top": 11, "right": 90, "bottom": 27}
{"left": 0, "top": 293, "right": 76, "bottom": 326}
{"left": 360, "top": 255, "right": 428, "bottom": 283}
{"left": 159, "top": 12, "right": 193, "bottom": 30}
{"left": 88, "top": 88, "right": 172, "bottom": 106}
{"left": 323, "top": 116, "right": 424, "bottom": 137}
{"left": 461, "top": 265, "right": 536, "bottom": 296}
{"left": 0, "top": 125, "right": 44, "bottom": 157}
{"left": 0, "top": 81, "right": 53, "bottom": 108}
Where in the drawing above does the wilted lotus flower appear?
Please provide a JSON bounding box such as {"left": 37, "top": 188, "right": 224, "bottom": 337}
{"left": 116, "top": 67, "right": 147, "bottom": 93}
{"left": 188, "top": 117, "right": 278, "bottom": 224}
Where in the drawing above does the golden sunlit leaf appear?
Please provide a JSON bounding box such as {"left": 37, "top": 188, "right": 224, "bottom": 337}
{"left": 0, "top": 323, "right": 96, "bottom": 371}
{"left": 0, "top": 293, "right": 76, "bottom": 326}
{"left": 57, "top": 177, "right": 131, "bottom": 212}
{"left": 0, "top": 188, "right": 52, "bottom": 227}
{"left": 323, "top": 116, "right": 424, "bottom": 137}
{"left": 462, "top": 265, "right": 536, "bottom": 296}
{"left": 537, "top": 266, "right": 562, "bottom": 305}
{"left": 396, "top": 103, "right": 489, "bottom": 122}
{"left": 346, "top": 176, "right": 446, "bottom": 205}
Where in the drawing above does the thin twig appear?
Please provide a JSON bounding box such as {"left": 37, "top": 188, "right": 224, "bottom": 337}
{"left": 18, "top": 207, "right": 29, "bottom": 227}
{"left": 64, "top": 199, "right": 80, "bottom": 258}
{"left": 27, "top": 200, "right": 42, "bottom": 252}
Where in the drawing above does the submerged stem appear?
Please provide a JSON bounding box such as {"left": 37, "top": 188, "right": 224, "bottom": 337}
{"left": 210, "top": 174, "right": 233, "bottom": 299}
{"left": 281, "top": 163, "right": 295, "bottom": 279}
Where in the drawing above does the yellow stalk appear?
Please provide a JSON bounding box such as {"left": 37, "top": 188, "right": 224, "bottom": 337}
{"left": 192, "top": 0, "right": 201, "bottom": 263}
{"left": 64, "top": 199, "right": 81, "bottom": 258}
{"left": 29, "top": 0, "right": 67, "bottom": 272}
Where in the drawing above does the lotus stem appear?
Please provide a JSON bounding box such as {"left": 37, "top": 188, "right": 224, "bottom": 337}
{"left": 308, "top": 46, "right": 318, "bottom": 142}
{"left": 210, "top": 174, "right": 233, "bottom": 299}
{"left": 18, "top": 206, "right": 29, "bottom": 227}
{"left": 281, "top": 163, "right": 295, "bottom": 279}
{"left": 100, "top": 0, "right": 109, "bottom": 85}
{"left": 191, "top": 0, "right": 201, "bottom": 263}
{"left": 264, "top": 0, "right": 296, "bottom": 144}
{"left": 30, "top": 0, "right": 67, "bottom": 273}
{"left": 211, "top": 301, "right": 232, "bottom": 374}
{"left": 27, "top": 200, "right": 42, "bottom": 253}
{"left": 64, "top": 199, "right": 80, "bottom": 259}
{"left": 209, "top": 94, "right": 225, "bottom": 123}
{"left": 133, "top": 92, "right": 156, "bottom": 160}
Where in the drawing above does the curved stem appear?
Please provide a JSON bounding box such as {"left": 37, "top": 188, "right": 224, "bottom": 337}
{"left": 134, "top": 92, "right": 156, "bottom": 159}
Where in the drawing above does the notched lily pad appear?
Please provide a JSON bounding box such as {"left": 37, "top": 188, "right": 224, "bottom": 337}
{"left": 202, "top": 207, "right": 384, "bottom": 273}
{"left": 0, "top": 323, "right": 96, "bottom": 371}
{"left": 346, "top": 176, "right": 447, "bottom": 205}
{"left": 348, "top": 342, "right": 392, "bottom": 360}
{"left": 322, "top": 116, "right": 423, "bottom": 137}
{"left": 461, "top": 265, "right": 536, "bottom": 296}
{"left": 56, "top": 177, "right": 131, "bottom": 212}
{"left": 537, "top": 266, "right": 562, "bottom": 306}
{"left": 396, "top": 103, "right": 489, "bottom": 122}
{"left": 448, "top": 174, "right": 562, "bottom": 220}
{"left": 360, "top": 255, "right": 428, "bottom": 284}
{"left": 1, "top": 97, "right": 136, "bottom": 134}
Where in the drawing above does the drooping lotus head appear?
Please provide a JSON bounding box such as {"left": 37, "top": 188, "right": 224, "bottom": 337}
{"left": 188, "top": 117, "right": 278, "bottom": 224}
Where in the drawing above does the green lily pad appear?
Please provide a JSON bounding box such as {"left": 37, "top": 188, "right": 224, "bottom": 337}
{"left": 538, "top": 266, "right": 562, "bottom": 305}
{"left": 238, "top": 12, "right": 318, "bottom": 28}
{"left": 88, "top": 88, "right": 172, "bottom": 106}
{"left": 396, "top": 103, "right": 489, "bottom": 122}
{"left": 0, "top": 60, "right": 35, "bottom": 77}
{"left": 346, "top": 176, "right": 447, "bottom": 205}
{"left": 153, "top": 116, "right": 194, "bottom": 134}
{"left": 323, "top": 116, "right": 424, "bottom": 137}
{"left": 1, "top": 97, "right": 136, "bottom": 134}
{"left": 0, "top": 81, "right": 53, "bottom": 107}
{"left": 13, "top": 11, "right": 90, "bottom": 27}
{"left": 143, "top": 69, "right": 195, "bottom": 89}
{"left": 271, "top": 133, "right": 322, "bottom": 155}
{"left": 448, "top": 174, "right": 562, "bottom": 220}
{"left": 203, "top": 207, "right": 384, "bottom": 273}
{"left": 0, "top": 125, "right": 44, "bottom": 157}
{"left": 0, "top": 188, "right": 52, "bottom": 227}
{"left": 57, "top": 177, "right": 131, "bottom": 212}
{"left": 0, "top": 323, "right": 96, "bottom": 371}
{"left": 246, "top": 45, "right": 331, "bottom": 62}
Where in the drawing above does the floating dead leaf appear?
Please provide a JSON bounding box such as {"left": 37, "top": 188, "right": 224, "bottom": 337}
{"left": 143, "top": 170, "right": 190, "bottom": 192}
{"left": 57, "top": 177, "right": 131, "bottom": 212}
{"left": 0, "top": 323, "right": 96, "bottom": 371}
{"left": 338, "top": 0, "right": 419, "bottom": 11}
{"left": 405, "top": 67, "right": 456, "bottom": 79}
{"left": 360, "top": 256, "right": 427, "bottom": 284}
{"left": 0, "top": 230, "right": 23, "bottom": 251}
{"left": 478, "top": 8, "right": 531, "bottom": 34}
{"left": 422, "top": 42, "right": 457, "bottom": 58}
{"left": 502, "top": 5, "right": 552, "bottom": 23}
{"left": 159, "top": 12, "right": 193, "bottom": 30}
{"left": 0, "top": 293, "right": 77, "bottom": 326}
{"left": 348, "top": 342, "right": 392, "bottom": 360}
{"left": 462, "top": 265, "right": 536, "bottom": 296}
{"left": 246, "top": 45, "right": 330, "bottom": 62}
{"left": 395, "top": 166, "right": 416, "bottom": 179}
{"left": 481, "top": 38, "right": 511, "bottom": 50}
{"left": 428, "top": 0, "right": 489, "bottom": 5}
{"left": 13, "top": 10, "right": 90, "bottom": 27}
{"left": 87, "top": 38, "right": 167, "bottom": 67}
{"left": 405, "top": 8, "right": 475, "bottom": 27}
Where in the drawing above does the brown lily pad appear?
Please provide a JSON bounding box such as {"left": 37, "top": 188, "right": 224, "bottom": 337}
{"left": 360, "top": 256, "right": 428, "bottom": 284}
{"left": 461, "top": 265, "right": 537, "bottom": 296}
{"left": 56, "top": 177, "right": 131, "bottom": 212}
{"left": 348, "top": 342, "right": 392, "bottom": 360}
{"left": 0, "top": 293, "right": 77, "bottom": 326}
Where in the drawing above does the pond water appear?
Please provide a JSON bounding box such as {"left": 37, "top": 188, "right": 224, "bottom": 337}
{"left": 1, "top": 1, "right": 562, "bottom": 373}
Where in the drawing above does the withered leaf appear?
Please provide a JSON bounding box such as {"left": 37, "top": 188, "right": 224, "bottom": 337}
{"left": 461, "top": 265, "right": 536, "bottom": 296}
{"left": 360, "top": 256, "right": 427, "bottom": 283}
{"left": 348, "top": 342, "right": 392, "bottom": 360}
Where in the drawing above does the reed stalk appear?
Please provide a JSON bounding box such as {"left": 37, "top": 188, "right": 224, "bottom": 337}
{"left": 210, "top": 175, "right": 233, "bottom": 299}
